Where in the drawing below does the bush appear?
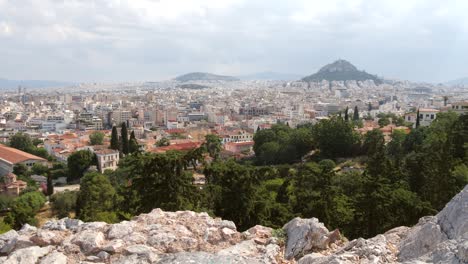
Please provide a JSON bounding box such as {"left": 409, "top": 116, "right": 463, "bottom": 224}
{"left": 50, "top": 191, "right": 78, "bottom": 218}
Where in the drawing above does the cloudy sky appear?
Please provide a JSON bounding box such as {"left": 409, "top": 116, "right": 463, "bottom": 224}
{"left": 1, "top": 0, "right": 467, "bottom": 83}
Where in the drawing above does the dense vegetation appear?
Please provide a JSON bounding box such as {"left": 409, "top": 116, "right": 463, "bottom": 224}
{"left": 5, "top": 112, "right": 466, "bottom": 240}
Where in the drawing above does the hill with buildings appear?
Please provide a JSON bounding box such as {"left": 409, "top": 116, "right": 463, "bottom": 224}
{"left": 238, "top": 71, "right": 303, "bottom": 81}
{"left": 302, "top": 60, "right": 383, "bottom": 85}
{"left": 174, "top": 72, "right": 239, "bottom": 82}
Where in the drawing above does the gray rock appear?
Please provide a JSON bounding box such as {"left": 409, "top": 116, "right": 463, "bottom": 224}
{"left": 97, "top": 250, "right": 110, "bottom": 260}
{"left": 39, "top": 251, "right": 68, "bottom": 264}
{"left": 107, "top": 221, "right": 134, "bottom": 239}
{"left": 283, "top": 217, "right": 332, "bottom": 259}
{"left": 3, "top": 246, "right": 52, "bottom": 264}
{"left": 0, "top": 230, "right": 18, "bottom": 254}
{"left": 72, "top": 230, "right": 105, "bottom": 254}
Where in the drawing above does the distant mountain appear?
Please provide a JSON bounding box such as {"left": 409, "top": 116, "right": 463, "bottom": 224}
{"left": 0, "top": 78, "right": 75, "bottom": 89}
{"left": 238, "top": 71, "right": 303, "bottom": 81}
{"left": 174, "top": 72, "right": 239, "bottom": 82}
{"left": 302, "top": 60, "right": 383, "bottom": 85}
{"left": 446, "top": 77, "right": 468, "bottom": 86}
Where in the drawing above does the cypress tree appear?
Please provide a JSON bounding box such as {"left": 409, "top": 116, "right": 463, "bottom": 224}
{"left": 47, "top": 174, "right": 54, "bottom": 196}
{"left": 344, "top": 106, "right": 349, "bottom": 122}
{"left": 121, "top": 122, "right": 129, "bottom": 155}
{"left": 129, "top": 131, "right": 139, "bottom": 154}
{"left": 415, "top": 109, "right": 420, "bottom": 128}
{"left": 110, "top": 126, "right": 119, "bottom": 150}
{"left": 353, "top": 106, "right": 359, "bottom": 121}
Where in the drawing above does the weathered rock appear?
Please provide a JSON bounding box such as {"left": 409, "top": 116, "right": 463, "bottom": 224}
{"left": 3, "top": 246, "right": 52, "bottom": 264}
{"left": 31, "top": 230, "right": 66, "bottom": 246}
{"left": 0, "top": 230, "right": 19, "bottom": 254}
{"left": 72, "top": 230, "right": 105, "bottom": 254}
{"left": 39, "top": 251, "right": 68, "bottom": 264}
{"left": 283, "top": 217, "right": 339, "bottom": 259}
{"left": 399, "top": 185, "right": 468, "bottom": 263}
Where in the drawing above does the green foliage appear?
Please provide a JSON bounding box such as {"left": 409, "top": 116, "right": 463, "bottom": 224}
{"left": 110, "top": 126, "right": 120, "bottom": 150}
{"left": 156, "top": 137, "right": 170, "bottom": 147}
{"left": 0, "top": 218, "right": 12, "bottom": 234}
{"left": 378, "top": 117, "right": 390, "bottom": 127}
{"left": 121, "top": 122, "right": 129, "bottom": 155}
{"left": 89, "top": 131, "right": 105, "bottom": 145}
{"left": 5, "top": 191, "right": 46, "bottom": 229}
{"left": 13, "top": 163, "right": 28, "bottom": 177}
{"left": 76, "top": 172, "right": 117, "bottom": 223}
{"left": 128, "top": 131, "right": 139, "bottom": 154}
{"left": 254, "top": 124, "right": 314, "bottom": 165}
{"left": 50, "top": 190, "right": 78, "bottom": 218}
{"left": 312, "top": 117, "right": 359, "bottom": 158}
{"left": 0, "top": 195, "right": 14, "bottom": 211}
{"left": 31, "top": 163, "right": 49, "bottom": 176}
{"left": 67, "top": 150, "right": 96, "bottom": 182}
{"left": 9, "top": 132, "right": 34, "bottom": 152}
{"left": 353, "top": 106, "right": 359, "bottom": 121}
{"left": 203, "top": 134, "right": 222, "bottom": 160}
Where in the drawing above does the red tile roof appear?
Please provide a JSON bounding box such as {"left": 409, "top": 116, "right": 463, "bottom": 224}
{"left": 0, "top": 145, "right": 46, "bottom": 164}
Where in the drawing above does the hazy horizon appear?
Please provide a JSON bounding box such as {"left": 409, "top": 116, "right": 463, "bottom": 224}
{"left": 1, "top": 0, "right": 468, "bottom": 83}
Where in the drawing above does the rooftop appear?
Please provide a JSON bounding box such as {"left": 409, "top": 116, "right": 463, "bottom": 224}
{"left": 0, "top": 144, "right": 46, "bottom": 164}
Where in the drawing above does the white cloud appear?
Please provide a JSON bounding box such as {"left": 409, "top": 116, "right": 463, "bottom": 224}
{"left": 0, "top": 0, "right": 467, "bottom": 82}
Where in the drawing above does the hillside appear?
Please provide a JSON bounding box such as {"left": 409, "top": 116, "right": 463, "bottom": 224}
{"left": 446, "top": 77, "right": 468, "bottom": 86}
{"left": 0, "top": 78, "right": 74, "bottom": 89}
{"left": 302, "top": 60, "right": 383, "bottom": 85}
{"left": 174, "top": 72, "right": 239, "bottom": 82}
{"left": 0, "top": 185, "right": 466, "bottom": 263}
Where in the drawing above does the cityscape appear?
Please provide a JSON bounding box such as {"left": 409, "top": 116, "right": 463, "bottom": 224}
{"left": 0, "top": 1, "right": 467, "bottom": 263}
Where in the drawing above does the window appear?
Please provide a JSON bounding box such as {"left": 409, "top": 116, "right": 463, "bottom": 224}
{"left": 431, "top": 114, "right": 434, "bottom": 119}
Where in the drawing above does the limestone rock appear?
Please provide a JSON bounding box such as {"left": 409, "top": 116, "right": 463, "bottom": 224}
{"left": 283, "top": 217, "right": 339, "bottom": 259}
{"left": 39, "top": 251, "right": 68, "bottom": 264}
{"left": 3, "top": 246, "right": 52, "bottom": 264}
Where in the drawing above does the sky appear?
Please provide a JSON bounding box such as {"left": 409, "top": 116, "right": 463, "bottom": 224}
{"left": 1, "top": 0, "right": 468, "bottom": 83}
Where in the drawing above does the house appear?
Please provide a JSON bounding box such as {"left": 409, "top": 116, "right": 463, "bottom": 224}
{"left": 405, "top": 108, "right": 439, "bottom": 127}
{"left": 0, "top": 144, "right": 47, "bottom": 176}
{"left": 450, "top": 101, "right": 468, "bottom": 115}
{"left": 94, "top": 149, "right": 120, "bottom": 173}
{"left": 224, "top": 141, "right": 254, "bottom": 154}
{"left": 0, "top": 173, "right": 27, "bottom": 196}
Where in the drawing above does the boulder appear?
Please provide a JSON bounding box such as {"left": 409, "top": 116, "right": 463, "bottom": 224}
{"left": 3, "top": 246, "right": 52, "bottom": 264}
{"left": 283, "top": 217, "right": 339, "bottom": 259}
{"left": 39, "top": 251, "right": 68, "bottom": 264}
{"left": 72, "top": 230, "right": 106, "bottom": 254}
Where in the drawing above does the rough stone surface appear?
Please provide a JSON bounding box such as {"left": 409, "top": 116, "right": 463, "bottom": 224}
{"left": 398, "top": 185, "right": 468, "bottom": 263}
{"left": 283, "top": 217, "right": 341, "bottom": 260}
{"left": 0, "top": 185, "right": 466, "bottom": 264}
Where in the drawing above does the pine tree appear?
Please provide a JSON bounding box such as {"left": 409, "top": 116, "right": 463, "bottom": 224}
{"left": 129, "top": 131, "right": 139, "bottom": 154}
{"left": 110, "top": 126, "right": 119, "bottom": 150}
{"left": 121, "top": 122, "right": 129, "bottom": 155}
{"left": 353, "top": 106, "right": 359, "bottom": 121}
{"left": 344, "top": 107, "right": 349, "bottom": 122}
{"left": 415, "top": 109, "right": 420, "bottom": 128}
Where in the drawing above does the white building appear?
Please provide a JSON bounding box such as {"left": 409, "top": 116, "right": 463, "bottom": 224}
{"left": 94, "top": 149, "right": 119, "bottom": 173}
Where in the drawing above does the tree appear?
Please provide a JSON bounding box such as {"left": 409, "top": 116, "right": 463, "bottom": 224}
{"left": 31, "top": 163, "right": 49, "bottom": 175}
{"left": 110, "top": 126, "right": 120, "bottom": 150}
{"left": 353, "top": 106, "right": 360, "bottom": 121}
{"left": 344, "top": 106, "right": 349, "bottom": 122}
{"left": 127, "top": 152, "right": 197, "bottom": 214}
{"left": 378, "top": 117, "right": 390, "bottom": 127}
{"left": 128, "top": 131, "right": 139, "bottom": 154}
{"left": 121, "top": 122, "right": 129, "bottom": 155}
{"left": 156, "top": 137, "right": 170, "bottom": 147}
{"left": 312, "top": 117, "right": 359, "bottom": 158}
{"left": 203, "top": 134, "right": 222, "bottom": 160}
{"left": 76, "top": 172, "right": 118, "bottom": 223}
{"left": 415, "top": 109, "right": 420, "bottom": 128}
{"left": 89, "top": 131, "right": 105, "bottom": 145}
{"left": 47, "top": 175, "right": 54, "bottom": 196}
{"left": 5, "top": 191, "right": 46, "bottom": 229}
{"left": 9, "top": 133, "right": 34, "bottom": 152}
{"left": 67, "top": 150, "right": 96, "bottom": 182}
{"left": 50, "top": 190, "right": 78, "bottom": 218}
{"left": 13, "top": 164, "right": 28, "bottom": 177}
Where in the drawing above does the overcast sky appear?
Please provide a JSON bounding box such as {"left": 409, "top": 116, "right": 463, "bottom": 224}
{"left": 1, "top": 0, "right": 467, "bottom": 83}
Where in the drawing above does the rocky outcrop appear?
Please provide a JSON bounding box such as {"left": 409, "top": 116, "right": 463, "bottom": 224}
{"left": 398, "top": 184, "right": 468, "bottom": 263}
{"left": 0, "top": 209, "right": 287, "bottom": 263}
{"left": 0, "top": 185, "right": 466, "bottom": 263}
